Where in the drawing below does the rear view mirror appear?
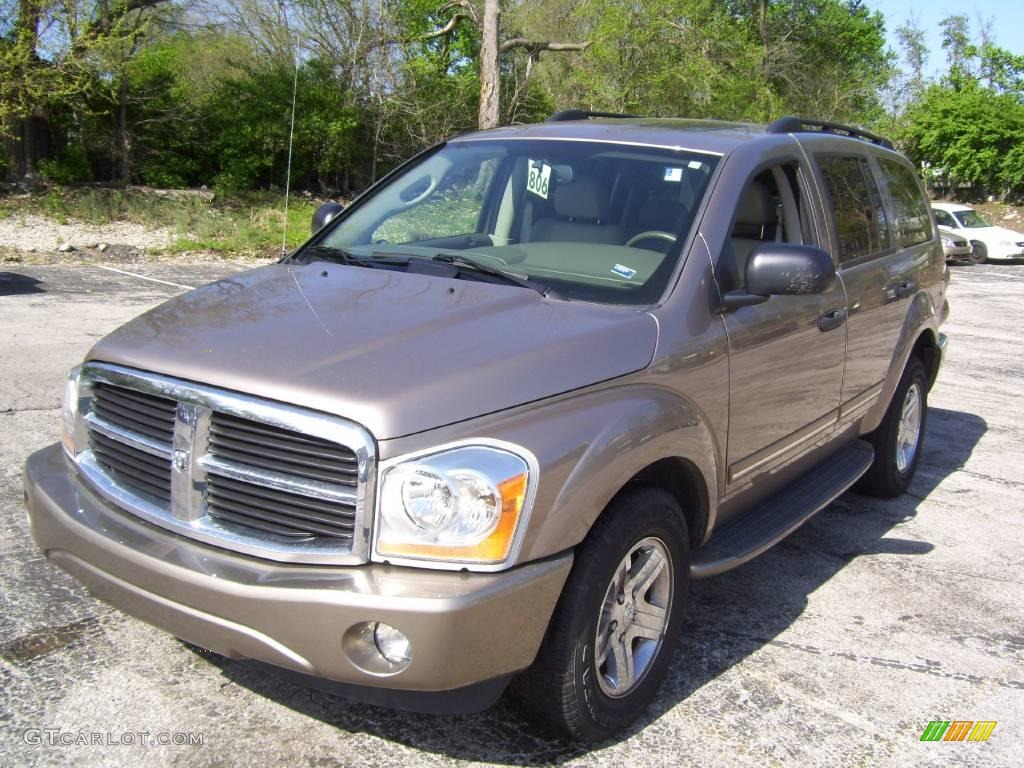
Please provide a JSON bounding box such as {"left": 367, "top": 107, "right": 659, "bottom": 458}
{"left": 311, "top": 202, "right": 344, "bottom": 234}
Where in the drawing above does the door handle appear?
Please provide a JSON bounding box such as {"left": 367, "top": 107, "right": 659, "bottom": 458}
{"left": 888, "top": 280, "right": 916, "bottom": 300}
{"left": 818, "top": 308, "right": 847, "bottom": 332}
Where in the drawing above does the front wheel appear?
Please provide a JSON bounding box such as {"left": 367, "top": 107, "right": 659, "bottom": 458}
{"left": 511, "top": 487, "right": 689, "bottom": 742}
{"left": 857, "top": 356, "right": 928, "bottom": 498}
{"left": 971, "top": 241, "right": 988, "bottom": 264}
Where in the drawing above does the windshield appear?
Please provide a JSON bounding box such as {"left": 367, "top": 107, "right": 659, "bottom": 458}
{"left": 953, "top": 209, "right": 992, "bottom": 228}
{"left": 305, "top": 139, "right": 718, "bottom": 305}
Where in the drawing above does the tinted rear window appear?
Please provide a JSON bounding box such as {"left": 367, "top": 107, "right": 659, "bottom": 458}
{"left": 817, "top": 155, "right": 890, "bottom": 263}
{"left": 878, "top": 159, "right": 932, "bottom": 247}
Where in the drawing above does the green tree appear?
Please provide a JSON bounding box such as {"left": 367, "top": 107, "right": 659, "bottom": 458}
{"left": 902, "top": 81, "right": 1024, "bottom": 197}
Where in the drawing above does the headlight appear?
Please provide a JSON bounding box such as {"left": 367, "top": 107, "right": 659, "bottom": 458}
{"left": 941, "top": 237, "right": 953, "bottom": 247}
{"left": 374, "top": 443, "right": 534, "bottom": 567}
{"left": 61, "top": 365, "right": 83, "bottom": 457}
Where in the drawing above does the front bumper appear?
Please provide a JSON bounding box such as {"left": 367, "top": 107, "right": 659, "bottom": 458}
{"left": 983, "top": 242, "right": 1024, "bottom": 260}
{"left": 943, "top": 244, "right": 973, "bottom": 261}
{"left": 24, "top": 444, "right": 572, "bottom": 712}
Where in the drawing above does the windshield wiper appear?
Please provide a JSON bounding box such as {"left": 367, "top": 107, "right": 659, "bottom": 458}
{"left": 297, "top": 244, "right": 376, "bottom": 267}
{"left": 431, "top": 253, "right": 557, "bottom": 298}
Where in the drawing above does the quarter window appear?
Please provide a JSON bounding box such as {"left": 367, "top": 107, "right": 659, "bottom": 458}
{"left": 879, "top": 159, "right": 932, "bottom": 247}
{"left": 817, "top": 155, "right": 890, "bottom": 263}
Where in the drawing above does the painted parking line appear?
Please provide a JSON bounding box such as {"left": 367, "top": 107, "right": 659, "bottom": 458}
{"left": 94, "top": 265, "right": 196, "bottom": 290}
{"left": 965, "top": 270, "right": 1024, "bottom": 279}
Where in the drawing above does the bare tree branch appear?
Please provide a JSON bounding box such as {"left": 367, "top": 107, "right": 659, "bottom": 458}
{"left": 499, "top": 39, "right": 591, "bottom": 54}
{"left": 438, "top": 0, "right": 479, "bottom": 25}
{"left": 424, "top": 13, "right": 467, "bottom": 40}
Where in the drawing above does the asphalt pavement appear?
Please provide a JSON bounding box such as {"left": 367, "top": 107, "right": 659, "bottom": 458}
{"left": 1, "top": 261, "right": 1021, "bottom": 767}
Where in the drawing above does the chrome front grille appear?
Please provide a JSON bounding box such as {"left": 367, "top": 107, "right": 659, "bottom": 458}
{"left": 208, "top": 412, "right": 359, "bottom": 486}
{"left": 89, "top": 430, "right": 172, "bottom": 501}
{"left": 206, "top": 474, "right": 356, "bottom": 540}
{"left": 73, "top": 363, "right": 375, "bottom": 564}
{"left": 92, "top": 383, "right": 176, "bottom": 442}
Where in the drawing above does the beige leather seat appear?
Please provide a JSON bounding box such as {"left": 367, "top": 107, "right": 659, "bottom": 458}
{"left": 532, "top": 177, "right": 624, "bottom": 244}
{"left": 730, "top": 181, "right": 780, "bottom": 280}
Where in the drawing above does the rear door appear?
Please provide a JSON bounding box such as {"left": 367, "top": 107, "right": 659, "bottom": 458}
{"left": 811, "top": 151, "right": 922, "bottom": 424}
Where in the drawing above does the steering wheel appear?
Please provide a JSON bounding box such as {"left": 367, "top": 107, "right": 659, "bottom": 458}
{"left": 625, "top": 230, "right": 677, "bottom": 248}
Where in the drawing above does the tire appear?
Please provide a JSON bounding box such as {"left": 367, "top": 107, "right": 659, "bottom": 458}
{"left": 511, "top": 487, "right": 689, "bottom": 742}
{"left": 971, "top": 242, "right": 988, "bottom": 264}
{"left": 857, "top": 356, "right": 928, "bottom": 498}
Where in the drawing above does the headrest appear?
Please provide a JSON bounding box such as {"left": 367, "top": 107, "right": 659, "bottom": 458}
{"left": 637, "top": 198, "right": 686, "bottom": 229}
{"left": 553, "top": 176, "right": 610, "bottom": 221}
{"left": 736, "top": 181, "right": 778, "bottom": 226}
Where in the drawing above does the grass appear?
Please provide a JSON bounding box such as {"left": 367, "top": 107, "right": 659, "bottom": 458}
{"left": 168, "top": 197, "right": 319, "bottom": 257}
{"left": 3, "top": 187, "right": 322, "bottom": 258}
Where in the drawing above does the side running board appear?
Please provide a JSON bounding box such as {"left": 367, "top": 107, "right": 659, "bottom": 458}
{"left": 691, "top": 440, "right": 875, "bottom": 578}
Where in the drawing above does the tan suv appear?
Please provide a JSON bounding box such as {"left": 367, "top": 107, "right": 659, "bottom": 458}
{"left": 24, "top": 113, "right": 949, "bottom": 741}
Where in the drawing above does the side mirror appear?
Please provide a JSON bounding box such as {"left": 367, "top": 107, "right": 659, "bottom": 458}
{"left": 722, "top": 243, "right": 835, "bottom": 311}
{"left": 311, "top": 201, "right": 344, "bottom": 234}
{"left": 747, "top": 243, "right": 835, "bottom": 296}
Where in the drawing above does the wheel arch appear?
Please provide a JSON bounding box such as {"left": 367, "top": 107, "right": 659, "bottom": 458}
{"left": 915, "top": 328, "right": 942, "bottom": 390}
{"left": 861, "top": 293, "right": 941, "bottom": 434}
{"left": 620, "top": 456, "right": 710, "bottom": 550}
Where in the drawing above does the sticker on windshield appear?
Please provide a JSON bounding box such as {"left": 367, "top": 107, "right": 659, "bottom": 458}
{"left": 527, "top": 161, "right": 552, "bottom": 199}
{"left": 611, "top": 263, "right": 637, "bottom": 280}
{"left": 664, "top": 167, "right": 683, "bottom": 182}
{"left": 688, "top": 160, "right": 705, "bottom": 170}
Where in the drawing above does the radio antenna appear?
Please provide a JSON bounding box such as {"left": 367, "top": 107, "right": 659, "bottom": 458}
{"left": 281, "top": 9, "right": 300, "bottom": 257}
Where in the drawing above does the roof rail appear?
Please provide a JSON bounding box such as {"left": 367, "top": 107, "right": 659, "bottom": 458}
{"left": 547, "top": 109, "right": 640, "bottom": 122}
{"left": 766, "top": 116, "right": 894, "bottom": 150}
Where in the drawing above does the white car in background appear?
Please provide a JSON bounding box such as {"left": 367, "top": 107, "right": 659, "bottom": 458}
{"left": 932, "top": 202, "right": 1024, "bottom": 263}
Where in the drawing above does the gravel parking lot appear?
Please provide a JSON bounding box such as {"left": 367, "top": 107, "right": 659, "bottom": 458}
{"left": 1, "top": 261, "right": 1021, "bottom": 767}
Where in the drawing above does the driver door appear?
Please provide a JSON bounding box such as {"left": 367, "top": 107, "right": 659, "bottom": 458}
{"left": 720, "top": 163, "right": 847, "bottom": 489}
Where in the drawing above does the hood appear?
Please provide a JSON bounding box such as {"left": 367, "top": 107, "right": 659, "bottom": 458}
{"left": 958, "top": 225, "right": 1024, "bottom": 240}
{"left": 987, "top": 225, "right": 1024, "bottom": 241}
{"left": 88, "top": 262, "right": 658, "bottom": 439}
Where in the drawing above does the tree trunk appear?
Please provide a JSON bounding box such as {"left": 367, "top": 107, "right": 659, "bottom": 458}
{"left": 117, "top": 77, "right": 132, "bottom": 185}
{"left": 757, "top": 0, "right": 770, "bottom": 121}
{"left": 478, "top": 0, "right": 501, "bottom": 129}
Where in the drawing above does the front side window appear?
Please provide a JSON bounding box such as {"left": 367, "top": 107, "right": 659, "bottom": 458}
{"left": 305, "top": 140, "right": 718, "bottom": 305}
{"left": 954, "top": 209, "right": 993, "bottom": 228}
{"left": 878, "top": 159, "right": 932, "bottom": 248}
{"left": 817, "top": 155, "right": 890, "bottom": 263}
{"left": 933, "top": 209, "right": 957, "bottom": 228}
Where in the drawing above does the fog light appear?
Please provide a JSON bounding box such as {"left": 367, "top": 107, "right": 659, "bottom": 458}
{"left": 372, "top": 623, "right": 411, "bottom": 664}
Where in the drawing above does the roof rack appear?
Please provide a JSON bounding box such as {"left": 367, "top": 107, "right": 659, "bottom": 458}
{"left": 766, "top": 116, "right": 894, "bottom": 150}
{"left": 547, "top": 109, "right": 640, "bottom": 122}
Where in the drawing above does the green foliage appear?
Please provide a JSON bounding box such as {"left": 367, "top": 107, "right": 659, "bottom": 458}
{"left": 901, "top": 81, "right": 1024, "bottom": 196}
{"left": 38, "top": 146, "right": 93, "bottom": 185}
{"left": 525, "top": 0, "right": 889, "bottom": 124}
{"left": 894, "top": 11, "right": 1024, "bottom": 199}
{"left": 204, "top": 56, "right": 370, "bottom": 193}
{"left": 4, "top": 0, "right": 1019, "bottom": 213}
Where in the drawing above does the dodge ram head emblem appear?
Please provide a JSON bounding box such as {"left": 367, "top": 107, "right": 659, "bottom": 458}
{"left": 172, "top": 449, "right": 189, "bottom": 473}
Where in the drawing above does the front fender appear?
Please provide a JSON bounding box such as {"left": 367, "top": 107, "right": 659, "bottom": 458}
{"left": 378, "top": 383, "right": 719, "bottom": 565}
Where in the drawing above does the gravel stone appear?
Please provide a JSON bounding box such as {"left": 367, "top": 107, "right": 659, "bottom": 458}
{"left": 0, "top": 212, "right": 174, "bottom": 253}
